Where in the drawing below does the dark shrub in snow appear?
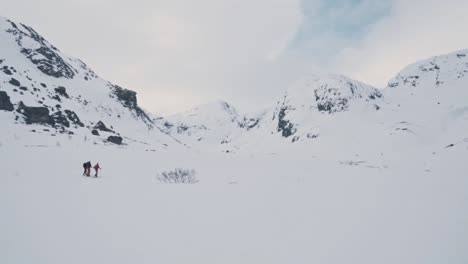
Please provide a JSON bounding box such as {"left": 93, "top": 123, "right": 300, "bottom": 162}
{"left": 157, "top": 168, "right": 198, "bottom": 184}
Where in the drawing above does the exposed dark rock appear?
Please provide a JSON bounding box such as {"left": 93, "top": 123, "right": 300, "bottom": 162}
{"left": 6, "top": 21, "right": 76, "bottom": 79}
{"left": 0, "top": 91, "right": 14, "bottom": 111}
{"left": 177, "top": 124, "right": 189, "bottom": 133}
{"left": 91, "top": 129, "right": 100, "bottom": 136}
{"left": 368, "top": 91, "right": 383, "bottom": 100}
{"left": 52, "top": 111, "right": 70, "bottom": 127}
{"left": 54, "top": 86, "right": 69, "bottom": 98}
{"left": 9, "top": 78, "right": 20, "bottom": 86}
{"left": 16, "top": 101, "right": 54, "bottom": 125}
{"left": 243, "top": 117, "right": 260, "bottom": 130}
{"left": 64, "top": 110, "right": 84, "bottom": 127}
{"left": 277, "top": 106, "right": 296, "bottom": 138}
{"left": 2, "top": 66, "right": 12, "bottom": 75}
{"left": 93, "top": 121, "right": 114, "bottom": 132}
{"left": 19, "top": 86, "right": 28, "bottom": 91}
{"left": 315, "top": 89, "right": 349, "bottom": 113}
{"left": 107, "top": 136, "right": 123, "bottom": 145}
{"left": 112, "top": 85, "right": 137, "bottom": 108}
{"left": 111, "top": 84, "right": 153, "bottom": 125}
{"left": 40, "top": 83, "right": 47, "bottom": 88}
{"left": 51, "top": 95, "right": 61, "bottom": 102}
{"left": 164, "top": 122, "right": 174, "bottom": 129}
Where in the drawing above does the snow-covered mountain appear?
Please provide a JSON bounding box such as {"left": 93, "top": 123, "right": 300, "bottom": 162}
{"left": 160, "top": 74, "right": 384, "bottom": 151}
{"left": 0, "top": 17, "right": 182, "bottom": 149}
{"left": 382, "top": 49, "right": 468, "bottom": 149}
{"left": 162, "top": 50, "right": 468, "bottom": 156}
{"left": 1, "top": 16, "right": 467, "bottom": 156}
{"left": 258, "top": 74, "right": 383, "bottom": 140}
{"left": 158, "top": 100, "right": 260, "bottom": 149}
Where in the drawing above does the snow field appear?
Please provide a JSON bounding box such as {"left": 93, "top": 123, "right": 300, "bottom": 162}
{"left": 2, "top": 145, "right": 468, "bottom": 264}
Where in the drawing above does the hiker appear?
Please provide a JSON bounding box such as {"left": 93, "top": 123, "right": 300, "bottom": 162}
{"left": 93, "top": 163, "right": 101, "bottom": 177}
{"left": 82, "top": 162, "right": 87, "bottom": 176}
{"left": 83, "top": 161, "right": 92, "bottom": 176}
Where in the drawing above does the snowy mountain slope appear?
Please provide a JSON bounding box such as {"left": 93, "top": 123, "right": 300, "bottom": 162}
{"left": 159, "top": 74, "right": 384, "bottom": 152}
{"left": 0, "top": 15, "right": 466, "bottom": 157}
{"left": 381, "top": 49, "right": 468, "bottom": 149}
{"left": 0, "top": 17, "right": 182, "bottom": 150}
{"left": 163, "top": 50, "right": 468, "bottom": 157}
{"left": 206, "top": 74, "right": 385, "bottom": 155}
{"left": 259, "top": 74, "right": 382, "bottom": 140}
{"left": 158, "top": 100, "right": 261, "bottom": 150}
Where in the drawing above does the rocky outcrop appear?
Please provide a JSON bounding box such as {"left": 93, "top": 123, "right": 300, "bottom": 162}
{"left": 9, "top": 78, "right": 20, "bottom": 87}
{"left": 2, "top": 65, "right": 13, "bottom": 75}
{"left": 93, "top": 121, "right": 114, "bottom": 133}
{"left": 111, "top": 85, "right": 153, "bottom": 126}
{"left": 6, "top": 20, "right": 76, "bottom": 79}
{"left": 64, "top": 110, "right": 84, "bottom": 127}
{"left": 0, "top": 91, "right": 14, "bottom": 111}
{"left": 314, "top": 80, "right": 382, "bottom": 114}
{"left": 107, "top": 136, "right": 123, "bottom": 145}
{"left": 16, "top": 101, "right": 54, "bottom": 125}
{"left": 54, "top": 86, "right": 69, "bottom": 98}
{"left": 52, "top": 111, "right": 70, "bottom": 127}
{"left": 277, "top": 106, "right": 296, "bottom": 138}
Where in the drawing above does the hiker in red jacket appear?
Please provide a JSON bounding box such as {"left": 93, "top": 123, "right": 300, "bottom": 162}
{"left": 93, "top": 163, "right": 101, "bottom": 177}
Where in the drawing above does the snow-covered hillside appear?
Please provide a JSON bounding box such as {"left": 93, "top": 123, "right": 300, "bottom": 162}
{"left": 0, "top": 17, "right": 182, "bottom": 150}
{"left": 163, "top": 51, "right": 468, "bottom": 158}
{"left": 1, "top": 15, "right": 466, "bottom": 155}
{"left": 159, "top": 100, "right": 258, "bottom": 149}
{"left": 382, "top": 49, "right": 468, "bottom": 150}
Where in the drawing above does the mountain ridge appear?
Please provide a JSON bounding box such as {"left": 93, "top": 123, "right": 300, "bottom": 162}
{"left": 1, "top": 16, "right": 467, "bottom": 154}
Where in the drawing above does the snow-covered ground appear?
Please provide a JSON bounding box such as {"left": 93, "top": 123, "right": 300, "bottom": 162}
{"left": 2, "top": 143, "right": 468, "bottom": 264}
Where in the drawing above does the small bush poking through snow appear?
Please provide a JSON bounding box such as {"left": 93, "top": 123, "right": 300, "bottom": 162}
{"left": 157, "top": 168, "right": 198, "bottom": 184}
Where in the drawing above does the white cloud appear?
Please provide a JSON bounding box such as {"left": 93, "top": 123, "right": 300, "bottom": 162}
{"left": 330, "top": 0, "right": 468, "bottom": 88}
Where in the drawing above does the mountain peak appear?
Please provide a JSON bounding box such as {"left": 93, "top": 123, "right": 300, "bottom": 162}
{"left": 187, "top": 100, "right": 238, "bottom": 117}
{"left": 387, "top": 49, "right": 468, "bottom": 90}
{"left": 0, "top": 16, "right": 180, "bottom": 149}
{"left": 282, "top": 73, "right": 382, "bottom": 114}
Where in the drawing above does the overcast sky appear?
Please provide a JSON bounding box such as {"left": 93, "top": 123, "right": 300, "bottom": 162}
{"left": 3, "top": 0, "right": 468, "bottom": 115}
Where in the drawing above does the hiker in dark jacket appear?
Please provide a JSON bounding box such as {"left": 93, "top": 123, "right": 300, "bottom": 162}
{"left": 83, "top": 161, "right": 92, "bottom": 176}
